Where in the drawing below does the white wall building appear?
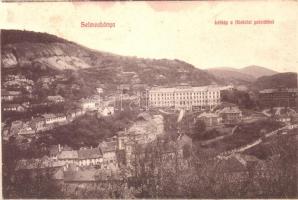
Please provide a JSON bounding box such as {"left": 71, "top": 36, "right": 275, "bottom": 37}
{"left": 80, "top": 99, "right": 97, "bottom": 111}
{"left": 148, "top": 85, "right": 222, "bottom": 110}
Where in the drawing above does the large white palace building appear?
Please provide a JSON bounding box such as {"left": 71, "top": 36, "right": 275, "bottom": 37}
{"left": 148, "top": 85, "right": 224, "bottom": 110}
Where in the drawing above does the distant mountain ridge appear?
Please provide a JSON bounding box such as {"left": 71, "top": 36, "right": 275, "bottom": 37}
{"left": 1, "top": 29, "right": 219, "bottom": 86}
{"left": 1, "top": 29, "right": 221, "bottom": 101}
{"left": 206, "top": 65, "right": 278, "bottom": 84}
{"left": 252, "top": 72, "right": 298, "bottom": 90}
{"left": 241, "top": 65, "right": 278, "bottom": 78}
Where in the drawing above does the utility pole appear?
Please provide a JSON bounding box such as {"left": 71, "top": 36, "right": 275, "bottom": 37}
{"left": 145, "top": 89, "right": 149, "bottom": 111}
{"left": 120, "top": 90, "right": 123, "bottom": 111}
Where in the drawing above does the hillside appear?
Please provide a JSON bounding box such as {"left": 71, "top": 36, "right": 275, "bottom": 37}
{"left": 206, "top": 65, "right": 278, "bottom": 85}
{"left": 206, "top": 67, "right": 255, "bottom": 84}
{"left": 241, "top": 65, "right": 277, "bottom": 78}
{"left": 1, "top": 29, "right": 219, "bottom": 94}
{"left": 252, "top": 72, "right": 298, "bottom": 90}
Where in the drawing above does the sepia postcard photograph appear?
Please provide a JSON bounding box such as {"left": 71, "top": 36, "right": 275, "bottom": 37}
{"left": 0, "top": 0, "right": 297, "bottom": 199}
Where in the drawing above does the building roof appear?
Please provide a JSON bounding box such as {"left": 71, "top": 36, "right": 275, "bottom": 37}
{"left": 2, "top": 90, "right": 22, "bottom": 96}
{"left": 49, "top": 145, "right": 61, "bottom": 156}
{"left": 78, "top": 148, "right": 102, "bottom": 159}
{"left": 42, "top": 113, "right": 66, "bottom": 119}
{"left": 3, "top": 104, "right": 22, "bottom": 108}
{"left": 219, "top": 106, "right": 242, "bottom": 114}
{"left": 198, "top": 112, "right": 220, "bottom": 118}
{"left": 98, "top": 141, "right": 117, "bottom": 153}
{"left": 30, "top": 117, "right": 45, "bottom": 124}
{"left": 149, "top": 85, "right": 222, "bottom": 93}
{"left": 57, "top": 150, "right": 78, "bottom": 160}
{"left": 260, "top": 88, "right": 298, "bottom": 93}
{"left": 80, "top": 98, "right": 96, "bottom": 104}
{"left": 47, "top": 95, "right": 64, "bottom": 101}
{"left": 259, "top": 89, "right": 277, "bottom": 94}
{"left": 42, "top": 113, "right": 57, "bottom": 119}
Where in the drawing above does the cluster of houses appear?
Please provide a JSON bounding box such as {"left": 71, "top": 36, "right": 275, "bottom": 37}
{"left": 15, "top": 112, "right": 193, "bottom": 182}
{"left": 2, "top": 75, "right": 34, "bottom": 92}
{"left": 1, "top": 74, "right": 35, "bottom": 112}
{"left": 197, "top": 105, "right": 243, "bottom": 127}
{"left": 3, "top": 96, "right": 115, "bottom": 140}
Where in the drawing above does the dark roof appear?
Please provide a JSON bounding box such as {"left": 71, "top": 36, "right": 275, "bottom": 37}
{"left": 57, "top": 150, "right": 78, "bottom": 160}
{"left": 99, "top": 141, "right": 117, "bottom": 153}
{"left": 30, "top": 117, "right": 45, "bottom": 124}
{"left": 219, "top": 106, "right": 242, "bottom": 114}
{"left": 2, "top": 90, "right": 22, "bottom": 96}
{"left": 78, "top": 148, "right": 102, "bottom": 159}
{"left": 49, "top": 145, "right": 60, "bottom": 156}
{"left": 3, "top": 104, "right": 22, "bottom": 108}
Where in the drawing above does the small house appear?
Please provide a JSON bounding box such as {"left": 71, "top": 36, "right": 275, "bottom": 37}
{"left": 42, "top": 113, "right": 67, "bottom": 125}
{"left": 47, "top": 95, "right": 65, "bottom": 103}
{"left": 197, "top": 112, "right": 222, "bottom": 127}
{"left": 3, "top": 104, "right": 26, "bottom": 112}
{"left": 80, "top": 98, "right": 97, "bottom": 111}
{"left": 219, "top": 106, "right": 242, "bottom": 124}
{"left": 77, "top": 147, "right": 103, "bottom": 166}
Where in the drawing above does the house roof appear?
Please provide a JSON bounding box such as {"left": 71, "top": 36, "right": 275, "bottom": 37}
{"left": 98, "top": 141, "right": 117, "bottom": 153}
{"left": 49, "top": 145, "right": 60, "bottom": 156}
{"left": 219, "top": 106, "right": 242, "bottom": 114}
{"left": 198, "top": 112, "right": 220, "bottom": 118}
{"left": 42, "top": 113, "right": 57, "bottom": 119}
{"left": 80, "top": 98, "right": 96, "bottom": 104}
{"left": 42, "top": 113, "right": 66, "bottom": 119}
{"left": 57, "top": 150, "right": 78, "bottom": 160}
{"left": 30, "top": 117, "right": 45, "bottom": 124}
{"left": 2, "top": 90, "right": 22, "bottom": 96}
{"left": 78, "top": 148, "right": 102, "bottom": 159}
{"left": 259, "top": 89, "right": 277, "bottom": 94}
{"left": 47, "top": 95, "right": 64, "bottom": 101}
{"left": 3, "top": 104, "right": 23, "bottom": 108}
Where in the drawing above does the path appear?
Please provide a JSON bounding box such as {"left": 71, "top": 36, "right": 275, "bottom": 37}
{"left": 200, "top": 125, "right": 238, "bottom": 146}
{"left": 217, "top": 124, "right": 298, "bottom": 160}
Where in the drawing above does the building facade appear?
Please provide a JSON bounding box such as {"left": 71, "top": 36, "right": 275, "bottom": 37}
{"left": 197, "top": 112, "right": 222, "bottom": 127}
{"left": 259, "top": 88, "right": 298, "bottom": 108}
{"left": 219, "top": 106, "right": 242, "bottom": 124}
{"left": 148, "top": 85, "right": 221, "bottom": 110}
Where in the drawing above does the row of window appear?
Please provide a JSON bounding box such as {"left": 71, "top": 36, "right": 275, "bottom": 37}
{"left": 150, "top": 91, "right": 220, "bottom": 97}
{"left": 150, "top": 95, "right": 220, "bottom": 100}
{"left": 150, "top": 99, "right": 220, "bottom": 106}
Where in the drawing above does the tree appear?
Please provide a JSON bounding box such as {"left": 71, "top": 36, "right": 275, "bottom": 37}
{"left": 191, "top": 119, "right": 206, "bottom": 139}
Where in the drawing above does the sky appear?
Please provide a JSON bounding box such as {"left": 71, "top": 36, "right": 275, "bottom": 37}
{"left": 0, "top": 1, "right": 297, "bottom": 72}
